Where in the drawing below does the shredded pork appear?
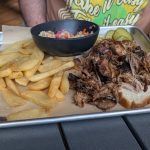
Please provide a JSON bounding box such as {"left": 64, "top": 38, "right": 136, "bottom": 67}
{"left": 69, "top": 39, "right": 150, "bottom": 110}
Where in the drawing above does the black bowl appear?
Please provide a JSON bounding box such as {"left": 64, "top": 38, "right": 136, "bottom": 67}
{"left": 31, "top": 19, "right": 99, "bottom": 56}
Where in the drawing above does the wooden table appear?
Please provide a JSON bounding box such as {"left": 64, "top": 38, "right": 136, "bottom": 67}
{"left": 0, "top": 113, "right": 150, "bottom": 150}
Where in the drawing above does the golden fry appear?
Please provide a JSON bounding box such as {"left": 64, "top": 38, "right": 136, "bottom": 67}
{"left": 42, "top": 56, "right": 54, "bottom": 64}
{"left": 19, "top": 48, "right": 33, "bottom": 55}
{"left": 24, "top": 50, "right": 44, "bottom": 78}
{"left": 15, "top": 77, "right": 29, "bottom": 86}
{"left": 8, "top": 71, "right": 23, "bottom": 79}
{"left": 11, "top": 47, "right": 43, "bottom": 72}
{"left": 0, "top": 78, "right": 6, "bottom": 88}
{"left": 48, "top": 72, "right": 63, "bottom": 98}
{"left": 60, "top": 71, "right": 69, "bottom": 94}
{"left": 30, "top": 61, "right": 74, "bottom": 82}
{"left": 55, "top": 56, "right": 74, "bottom": 62}
{"left": 0, "top": 52, "right": 21, "bottom": 67}
{"left": 38, "top": 59, "right": 62, "bottom": 73}
{"left": 11, "top": 55, "right": 39, "bottom": 71}
{"left": 7, "top": 108, "right": 48, "bottom": 121}
{"left": 21, "top": 90, "right": 56, "bottom": 108}
{"left": 5, "top": 78, "right": 20, "bottom": 95}
{"left": 55, "top": 90, "right": 65, "bottom": 102}
{"left": 28, "top": 77, "right": 51, "bottom": 90}
{"left": 1, "top": 89, "right": 26, "bottom": 107}
{"left": 0, "top": 68, "right": 12, "bottom": 78}
{"left": 20, "top": 39, "right": 35, "bottom": 49}
{"left": 18, "top": 40, "right": 35, "bottom": 55}
{"left": 0, "top": 40, "right": 33, "bottom": 55}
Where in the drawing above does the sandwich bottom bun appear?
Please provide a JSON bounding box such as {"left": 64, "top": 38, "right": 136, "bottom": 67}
{"left": 118, "top": 84, "right": 150, "bottom": 109}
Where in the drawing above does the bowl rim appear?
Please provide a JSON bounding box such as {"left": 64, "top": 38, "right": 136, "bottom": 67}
{"left": 31, "top": 19, "right": 100, "bottom": 41}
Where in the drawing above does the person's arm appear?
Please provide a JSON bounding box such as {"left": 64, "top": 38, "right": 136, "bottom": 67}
{"left": 136, "top": 1, "right": 150, "bottom": 35}
{"left": 19, "top": 0, "right": 46, "bottom": 27}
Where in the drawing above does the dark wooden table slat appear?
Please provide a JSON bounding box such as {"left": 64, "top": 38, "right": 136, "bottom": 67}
{"left": 125, "top": 113, "right": 150, "bottom": 150}
{"left": 61, "top": 117, "right": 141, "bottom": 150}
{"left": 0, "top": 124, "right": 65, "bottom": 150}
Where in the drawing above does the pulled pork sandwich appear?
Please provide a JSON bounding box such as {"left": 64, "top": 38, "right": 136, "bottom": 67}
{"left": 69, "top": 39, "right": 150, "bottom": 110}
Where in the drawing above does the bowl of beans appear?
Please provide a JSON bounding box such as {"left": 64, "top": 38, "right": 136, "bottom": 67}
{"left": 31, "top": 19, "right": 99, "bottom": 56}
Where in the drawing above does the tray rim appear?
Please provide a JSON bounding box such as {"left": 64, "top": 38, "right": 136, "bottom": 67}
{"left": 1, "top": 25, "right": 150, "bottom": 128}
{"left": 1, "top": 107, "right": 150, "bottom": 128}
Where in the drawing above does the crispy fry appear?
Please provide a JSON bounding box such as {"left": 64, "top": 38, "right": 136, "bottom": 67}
{"left": 0, "top": 40, "right": 36, "bottom": 72}
{"left": 55, "top": 90, "right": 65, "bottom": 101}
{"left": 55, "top": 56, "right": 74, "bottom": 62}
{"left": 10, "top": 47, "right": 43, "bottom": 72}
{"left": 48, "top": 72, "right": 63, "bottom": 98}
{"left": 0, "top": 39, "right": 33, "bottom": 55}
{"left": 30, "top": 61, "right": 74, "bottom": 82}
{"left": 21, "top": 90, "right": 56, "bottom": 108}
{"left": 0, "top": 53, "right": 21, "bottom": 67}
{"left": 1, "top": 89, "right": 26, "bottom": 107}
{"left": 24, "top": 61, "right": 41, "bottom": 79}
{"left": 7, "top": 108, "right": 48, "bottom": 121}
{"left": 5, "top": 78, "right": 20, "bottom": 95}
{"left": 19, "top": 48, "right": 33, "bottom": 55}
{"left": 0, "top": 78, "right": 6, "bottom": 88}
{"left": 0, "top": 68, "right": 12, "bottom": 78}
{"left": 20, "top": 39, "right": 35, "bottom": 49}
{"left": 18, "top": 40, "right": 35, "bottom": 55}
{"left": 60, "top": 71, "right": 69, "bottom": 94}
{"left": 15, "top": 77, "right": 29, "bottom": 86}
{"left": 24, "top": 49, "right": 44, "bottom": 78}
{"left": 28, "top": 77, "right": 51, "bottom": 90}
{"left": 42, "top": 56, "right": 54, "bottom": 64}
{"left": 38, "top": 59, "right": 62, "bottom": 73}
{"left": 11, "top": 55, "right": 39, "bottom": 71}
{"left": 8, "top": 71, "right": 23, "bottom": 79}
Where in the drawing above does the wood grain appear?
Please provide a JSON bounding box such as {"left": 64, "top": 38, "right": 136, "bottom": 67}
{"left": 0, "top": 0, "right": 23, "bottom": 29}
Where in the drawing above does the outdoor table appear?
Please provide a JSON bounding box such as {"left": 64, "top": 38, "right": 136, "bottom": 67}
{"left": 0, "top": 113, "right": 150, "bottom": 150}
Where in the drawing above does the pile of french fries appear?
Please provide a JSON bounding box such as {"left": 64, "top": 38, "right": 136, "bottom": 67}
{"left": 0, "top": 39, "right": 74, "bottom": 121}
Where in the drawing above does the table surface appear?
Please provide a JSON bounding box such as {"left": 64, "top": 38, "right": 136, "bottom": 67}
{"left": 0, "top": 113, "right": 150, "bottom": 150}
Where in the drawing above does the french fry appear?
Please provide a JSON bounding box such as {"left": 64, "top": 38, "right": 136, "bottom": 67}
{"left": 5, "top": 78, "right": 20, "bottom": 95}
{"left": 42, "top": 56, "right": 54, "bottom": 64}
{"left": 55, "top": 56, "right": 74, "bottom": 62}
{"left": 48, "top": 72, "right": 63, "bottom": 98}
{"left": 21, "top": 39, "right": 35, "bottom": 48}
{"left": 24, "top": 49, "right": 44, "bottom": 78}
{"left": 10, "top": 47, "right": 43, "bottom": 72}
{"left": 0, "top": 68, "right": 12, "bottom": 78}
{"left": 29, "top": 61, "right": 74, "bottom": 82}
{"left": 8, "top": 71, "right": 23, "bottom": 79}
{"left": 60, "top": 71, "right": 69, "bottom": 94}
{"left": 15, "top": 77, "right": 29, "bottom": 86}
{"left": 11, "top": 55, "right": 39, "bottom": 71}
{"left": 21, "top": 90, "right": 56, "bottom": 109}
{"left": 0, "top": 78, "right": 6, "bottom": 88}
{"left": 18, "top": 40, "right": 36, "bottom": 55}
{"left": 7, "top": 108, "right": 48, "bottom": 121}
{"left": 55, "top": 90, "right": 65, "bottom": 101}
{"left": 0, "top": 40, "right": 33, "bottom": 55}
{"left": 19, "top": 48, "right": 33, "bottom": 55}
{"left": 1, "top": 89, "right": 26, "bottom": 107}
{"left": 24, "top": 61, "right": 41, "bottom": 79}
{"left": 38, "top": 59, "right": 62, "bottom": 73}
{"left": 0, "top": 52, "right": 21, "bottom": 67}
{"left": 28, "top": 77, "right": 51, "bottom": 90}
